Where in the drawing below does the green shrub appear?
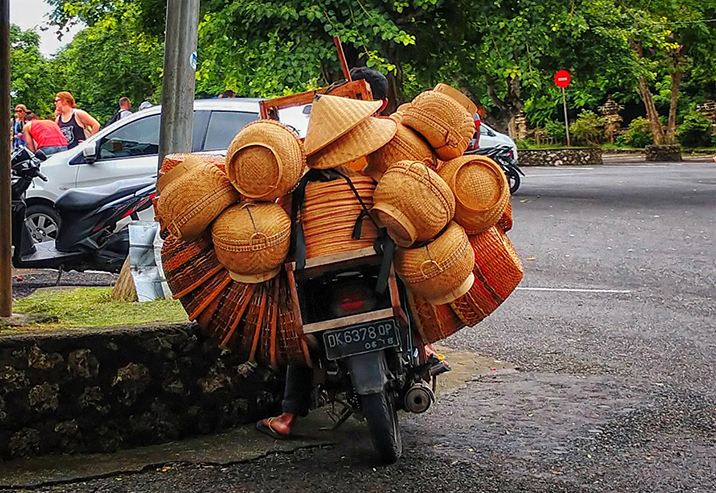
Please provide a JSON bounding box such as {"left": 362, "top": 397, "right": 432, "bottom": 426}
{"left": 543, "top": 120, "right": 567, "bottom": 143}
{"left": 678, "top": 111, "right": 713, "bottom": 148}
{"left": 569, "top": 110, "right": 604, "bottom": 146}
{"left": 625, "top": 117, "right": 653, "bottom": 148}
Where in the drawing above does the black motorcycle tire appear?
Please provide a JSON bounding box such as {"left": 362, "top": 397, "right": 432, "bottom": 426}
{"left": 506, "top": 168, "right": 521, "bottom": 194}
{"left": 361, "top": 390, "right": 402, "bottom": 464}
{"left": 25, "top": 203, "right": 61, "bottom": 243}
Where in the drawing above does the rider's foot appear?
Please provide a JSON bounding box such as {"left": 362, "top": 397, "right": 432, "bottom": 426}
{"left": 424, "top": 343, "right": 451, "bottom": 375}
{"left": 257, "top": 413, "right": 295, "bottom": 439}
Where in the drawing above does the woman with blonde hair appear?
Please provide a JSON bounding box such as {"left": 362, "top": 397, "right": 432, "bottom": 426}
{"left": 54, "top": 91, "right": 100, "bottom": 149}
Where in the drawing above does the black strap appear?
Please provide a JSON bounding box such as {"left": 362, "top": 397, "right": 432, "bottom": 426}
{"left": 373, "top": 229, "right": 395, "bottom": 294}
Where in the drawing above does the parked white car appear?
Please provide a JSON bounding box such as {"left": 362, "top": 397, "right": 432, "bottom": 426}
{"left": 478, "top": 122, "right": 519, "bottom": 161}
{"left": 25, "top": 98, "right": 309, "bottom": 242}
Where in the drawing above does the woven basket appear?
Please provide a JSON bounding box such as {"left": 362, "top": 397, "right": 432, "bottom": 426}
{"left": 155, "top": 159, "right": 240, "bottom": 240}
{"left": 395, "top": 221, "right": 475, "bottom": 305}
{"left": 407, "top": 290, "right": 466, "bottom": 344}
{"left": 449, "top": 227, "right": 523, "bottom": 326}
{"left": 438, "top": 155, "right": 509, "bottom": 234}
{"left": 497, "top": 201, "right": 513, "bottom": 232}
{"left": 276, "top": 275, "right": 311, "bottom": 365}
{"left": 433, "top": 83, "right": 477, "bottom": 116}
{"left": 199, "top": 280, "right": 256, "bottom": 352}
{"left": 161, "top": 233, "right": 223, "bottom": 299}
{"left": 157, "top": 153, "right": 227, "bottom": 194}
{"left": 364, "top": 120, "right": 438, "bottom": 181}
{"left": 302, "top": 172, "right": 378, "bottom": 258}
{"left": 176, "top": 268, "right": 232, "bottom": 321}
{"left": 307, "top": 116, "right": 397, "bottom": 170}
{"left": 226, "top": 119, "right": 306, "bottom": 201}
{"left": 212, "top": 202, "right": 291, "bottom": 283}
{"left": 237, "top": 281, "right": 270, "bottom": 361}
{"left": 401, "top": 91, "right": 474, "bottom": 161}
{"left": 372, "top": 160, "right": 455, "bottom": 247}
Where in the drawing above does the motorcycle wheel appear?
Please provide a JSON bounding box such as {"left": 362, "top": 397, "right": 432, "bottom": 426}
{"left": 506, "top": 169, "right": 520, "bottom": 194}
{"left": 361, "top": 390, "right": 402, "bottom": 464}
{"left": 25, "top": 204, "right": 61, "bottom": 243}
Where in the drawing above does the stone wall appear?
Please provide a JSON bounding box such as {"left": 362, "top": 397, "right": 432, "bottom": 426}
{"left": 518, "top": 148, "right": 603, "bottom": 167}
{"left": 0, "top": 323, "right": 283, "bottom": 461}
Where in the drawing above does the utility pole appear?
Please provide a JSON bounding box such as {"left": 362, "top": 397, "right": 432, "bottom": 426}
{"left": 1, "top": 0, "right": 12, "bottom": 317}
{"left": 158, "top": 0, "right": 200, "bottom": 170}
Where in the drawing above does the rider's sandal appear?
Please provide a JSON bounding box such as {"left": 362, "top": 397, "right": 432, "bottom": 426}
{"left": 255, "top": 418, "right": 291, "bottom": 440}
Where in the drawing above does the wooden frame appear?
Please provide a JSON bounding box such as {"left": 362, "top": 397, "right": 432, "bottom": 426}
{"left": 284, "top": 247, "right": 405, "bottom": 335}
{"left": 259, "top": 79, "right": 373, "bottom": 120}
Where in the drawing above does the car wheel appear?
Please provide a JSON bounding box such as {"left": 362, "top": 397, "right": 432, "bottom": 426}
{"left": 25, "top": 204, "right": 61, "bottom": 243}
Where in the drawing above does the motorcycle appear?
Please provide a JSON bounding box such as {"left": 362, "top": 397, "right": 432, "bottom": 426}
{"left": 287, "top": 245, "right": 449, "bottom": 463}
{"left": 467, "top": 144, "right": 524, "bottom": 194}
{"left": 11, "top": 147, "right": 156, "bottom": 274}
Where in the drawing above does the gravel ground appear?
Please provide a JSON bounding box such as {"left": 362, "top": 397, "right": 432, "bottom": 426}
{"left": 11, "top": 269, "right": 118, "bottom": 300}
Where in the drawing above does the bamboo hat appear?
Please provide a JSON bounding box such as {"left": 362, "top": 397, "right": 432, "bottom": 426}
{"left": 434, "top": 83, "right": 478, "bottom": 116}
{"left": 304, "top": 95, "right": 383, "bottom": 155}
{"left": 307, "top": 116, "right": 398, "bottom": 170}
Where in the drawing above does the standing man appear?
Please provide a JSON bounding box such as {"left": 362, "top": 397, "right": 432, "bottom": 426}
{"left": 12, "top": 104, "right": 27, "bottom": 149}
{"left": 106, "top": 97, "right": 133, "bottom": 126}
{"left": 22, "top": 113, "right": 68, "bottom": 156}
{"left": 54, "top": 91, "right": 100, "bottom": 149}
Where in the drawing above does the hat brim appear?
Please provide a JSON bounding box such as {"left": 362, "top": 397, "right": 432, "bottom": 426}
{"left": 307, "top": 117, "right": 398, "bottom": 170}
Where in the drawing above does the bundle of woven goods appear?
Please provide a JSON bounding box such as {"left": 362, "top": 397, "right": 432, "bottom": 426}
{"left": 154, "top": 83, "right": 523, "bottom": 367}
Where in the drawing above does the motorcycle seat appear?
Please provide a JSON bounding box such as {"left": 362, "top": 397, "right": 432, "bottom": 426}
{"left": 55, "top": 177, "right": 156, "bottom": 212}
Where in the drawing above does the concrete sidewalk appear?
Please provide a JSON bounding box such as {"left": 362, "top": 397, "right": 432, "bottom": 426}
{"left": 0, "top": 347, "right": 514, "bottom": 489}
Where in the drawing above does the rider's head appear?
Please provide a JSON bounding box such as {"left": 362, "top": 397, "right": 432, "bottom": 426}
{"left": 54, "top": 91, "right": 76, "bottom": 112}
{"left": 349, "top": 67, "right": 389, "bottom": 114}
{"left": 25, "top": 112, "right": 37, "bottom": 121}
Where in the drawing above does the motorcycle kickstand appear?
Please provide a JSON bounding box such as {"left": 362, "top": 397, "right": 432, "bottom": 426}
{"left": 55, "top": 267, "right": 64, "bottom": 286}
{"left": 321, "top": 401, "right": 353, "bottom": 431}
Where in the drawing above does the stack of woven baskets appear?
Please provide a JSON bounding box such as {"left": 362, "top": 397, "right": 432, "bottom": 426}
{"left": 154, "top": 83, "right": 523, "bottom": 366}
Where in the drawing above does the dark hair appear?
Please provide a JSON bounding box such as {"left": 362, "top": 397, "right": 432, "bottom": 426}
{"left": 350, "top": 67, "right": 389, "bottom": 101}
{"left": 25, "top": 112, "right": 36, "bottom": 121}
{"left": 219, "top": 90, "right": 236, "bottom": 98}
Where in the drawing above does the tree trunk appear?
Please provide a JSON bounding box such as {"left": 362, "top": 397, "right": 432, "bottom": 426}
{"left": 665, "top": 71, "right": 683, "bottom": 145}
{"left": 638, "top": 76, "right": 665, "bottom": 145}
{"left": 111, "top": 256, "right": 138, "bottom": 302}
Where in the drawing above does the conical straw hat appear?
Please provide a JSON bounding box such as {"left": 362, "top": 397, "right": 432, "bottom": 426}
{"left": 307, "top": 116, "right": 398, "bottom": 170}
{"left": 304, "top": 95, "right": 383, "bottom": 155}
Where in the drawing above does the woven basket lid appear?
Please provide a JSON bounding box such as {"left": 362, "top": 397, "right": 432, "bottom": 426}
{"left": 307, "top": 116, "right": 397, "bottom": 170}
{"left": 364, "top": 121, "right": 437, "bottom": 181}
{"left": 434, "top": 83, "right": 477, "bottom": 115}
{"left": 226, "top": 119, "right": 305, "bottom": 201}
{"left": 304, "top": 95, "right": 383, "bottom": 156}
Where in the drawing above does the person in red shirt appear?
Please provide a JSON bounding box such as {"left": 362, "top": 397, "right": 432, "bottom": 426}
{"left": 22, "top": 113, "right": 69, "bottom": 156}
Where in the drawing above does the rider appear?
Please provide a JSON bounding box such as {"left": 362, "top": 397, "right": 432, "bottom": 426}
{"left": 256, "top": 68, "right": 449, "bottom": 439}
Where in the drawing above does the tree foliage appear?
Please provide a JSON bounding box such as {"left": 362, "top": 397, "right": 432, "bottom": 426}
{"left": 10, "top": 25, "right": 57, "bottom": 117}
{"left": 10, "top": 0, "right": 712, "bottom": 144}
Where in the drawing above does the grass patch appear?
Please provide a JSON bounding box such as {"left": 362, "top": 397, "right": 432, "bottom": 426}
{"left": 11, "top": 287, "right": 188, "bottom": 330}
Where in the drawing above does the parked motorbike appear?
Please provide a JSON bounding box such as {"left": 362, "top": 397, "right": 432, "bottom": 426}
{"left": 288, "top": 247, "right": 449, "bottom": 463}
{"left": 467, "top": 144, "right": 524, "bottom": 194}
{"left": 11, "top": 147, "right": 156, "bottom": 274}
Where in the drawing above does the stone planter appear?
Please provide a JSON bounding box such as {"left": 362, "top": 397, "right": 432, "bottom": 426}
{"left": 645, "top": 145, "right": 682, "bottom": 162}
{"left": 518, "top": 148, "right": 603, "bottom": 167}
{"left": 0, "top": 323, "right": 283, "bottom": 461}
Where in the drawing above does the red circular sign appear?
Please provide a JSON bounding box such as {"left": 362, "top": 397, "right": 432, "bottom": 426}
{"left": 554, "top": 70, "right": 571, "bottom": 88}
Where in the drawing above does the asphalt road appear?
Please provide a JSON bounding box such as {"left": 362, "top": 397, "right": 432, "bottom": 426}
{"left": 4, "top": 162, "right": 715, "bottom": 493}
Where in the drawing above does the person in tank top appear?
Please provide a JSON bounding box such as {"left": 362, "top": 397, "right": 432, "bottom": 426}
{"left": 54, "top": 91, "right": 100, "bottom": 149}
{"left": 22, "top": 113, "right": 68, "bottom": 156}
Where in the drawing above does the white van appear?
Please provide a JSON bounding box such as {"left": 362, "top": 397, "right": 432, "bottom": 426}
{"left": 25, "top": 98, "right": 309, "bottom": 242}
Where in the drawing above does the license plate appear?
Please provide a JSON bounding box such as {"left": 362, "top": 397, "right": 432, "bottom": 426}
{"left": 322, "top": 319, "right": 400, "bottom": 360}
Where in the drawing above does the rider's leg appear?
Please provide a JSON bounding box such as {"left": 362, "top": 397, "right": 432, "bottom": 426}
{"left": 260, "top": 364, "right": 312, "bottom": 436}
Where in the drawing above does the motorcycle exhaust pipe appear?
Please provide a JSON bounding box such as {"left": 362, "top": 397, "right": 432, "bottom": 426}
{"left": 404, "top": 382, "right": 435, "bottom": 414}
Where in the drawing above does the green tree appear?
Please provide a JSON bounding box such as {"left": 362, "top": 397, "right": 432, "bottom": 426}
{"left": 49, "top": 9, "right": 163, "bottom": 123}
{"left": 10, "top": 25, "right": 56, "bottom": 117}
